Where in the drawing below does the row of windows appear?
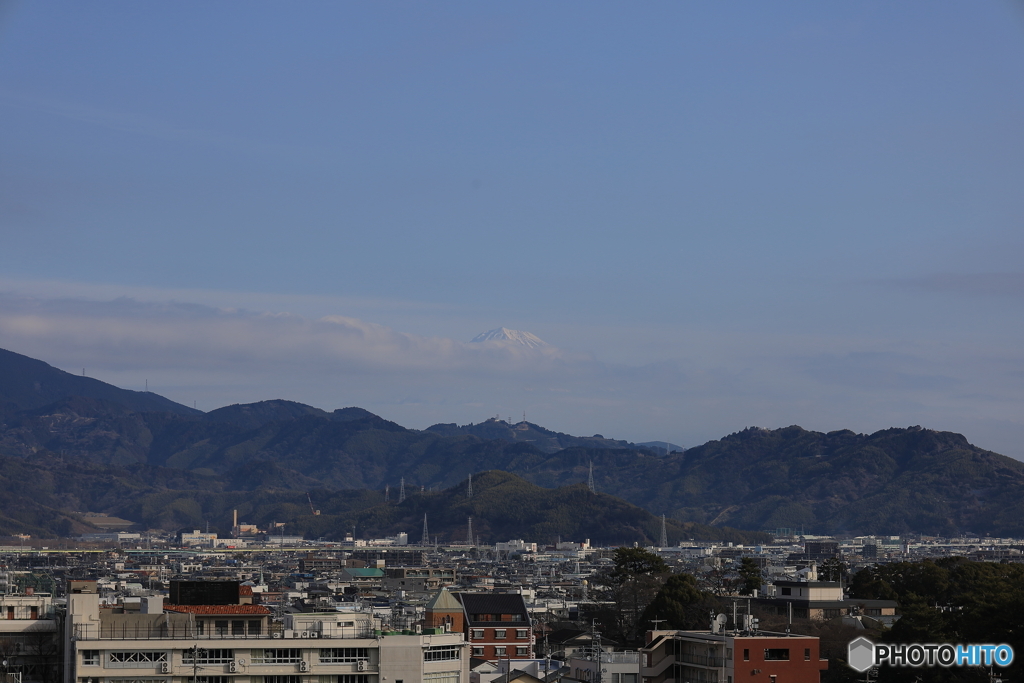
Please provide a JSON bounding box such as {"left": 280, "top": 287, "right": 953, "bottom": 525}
{"left": 88, "top": 650, "right": 375, "bottom": 667}
{"left": 319, "top": 649, "right": 370, "bottom": 664}
{"left": 423, "top": 647, "right": 460, "bottom": 662}
{"left": 196, "top": 620, "right": 263, "bottom": 636}
{"left": 84, "top": 677, "right": 369, "bottom": 683}
{"left": 469, "top": 629, "right": 529, "bottom": 640}
{"left": 471, "top": 647, "right": 528, "bottom": 657}
{"left": 470, "top": 614, "right": 523, "bottom": 622}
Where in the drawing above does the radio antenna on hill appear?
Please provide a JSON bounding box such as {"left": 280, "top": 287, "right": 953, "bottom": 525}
{"left": 384, "top": 484, "right": 390, "bottom": 503}
{"left": 422, "top": 514, "right": 429, "bottom": 545}
{"left": 399, "top": 478, "right": 406, "bottom": 503}
{"left": 466, "top": 517, "right": 474, "bottom": 546}
{"left": 660, "top": 514, "right": 668, "bottom": 548}
{"left": 588, "top": 462, "right": 596, "bottom": 493}
{"left": 467, "top": 473, "right": 473, "bottom": 498}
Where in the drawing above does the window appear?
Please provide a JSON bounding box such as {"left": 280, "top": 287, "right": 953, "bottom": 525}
{"left": 424, "top": 672, "right": 459, "bottom": 683}
{"left": 472, "top": 647, "right": 484, "bottom": 657}
{"left": 780, "top": 587, "right": 791, "bottom": 596}
{"left": 516, "top": 647, "right": 528, "bottom": 657}
{"left": 183, "top": 650, "right": 234, "bottom": 665}
{"left": 263, "top": 678, "right": 300, "bottom": 683}
{"left": 764, "top": 649, "right": 790, "bottom": 661}
{"left": 196, "top": 678, "right": 229, "bottom": 683}
{"left": 232, "top": 621, "right": 246, "bottom": 636}
{"left": 252, "top": 649, "right": 303, "bottom": 664}
{"left": 516, "top": 630, "right": 529, "bottom": 639}
{"left": 320, "top": 649, "right": 369, "bottom": 664}
{"left": 621, "top": 676, "right": 637, "bottom": 683}
{"left": 769, "top": 677, "right": 776, "bottom": 683}
{"left": 424, "top": 646, "right": 461, "bottom": 662}
{"left": 510, "top": 615, "right": 523, "bottom": 622}
{"left": 474, "top": 614, "right": 493, "bottom": 622}
{"left": 82, "top": 651, "right": 99, "bottom": 666}
{"left": 249, "top": 620, "right": 263, "bottom": 636}
{"left": 804, "top": 648, "right": 811, "bottom": 661}
{"left": 495, "top": 647, "right": 507, "bottom": 657}
{"left": 471, "top": 629, "right": 484, "bottom": 639}
{"left": 215, "top": 620, "right": 228, "bottom": 636}
{"left": 107, "top": 679, "right": 169, "bottom": 683}
{"left": 743, "top": 649, "right": 749, "bottom": 661}
{"left": 495, "top": 630, "right": 507, "bottom": 639}
{"left": 108, "top": 652, "right": 168, "bottom": 668}
{"left": 195, "top": 621, "right": 205, "bottom": 635}
{"left": 338, "top": 677, "right": 370, "bottom": 683}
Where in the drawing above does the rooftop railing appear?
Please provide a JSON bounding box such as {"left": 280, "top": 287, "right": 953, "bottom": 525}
{"left": 72, "top": 624, "right": 375, "bottom": 641}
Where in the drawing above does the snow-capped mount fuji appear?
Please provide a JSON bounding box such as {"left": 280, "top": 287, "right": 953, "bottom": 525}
{"left": 470, "top": 327, "right": 549, "bottom": 349}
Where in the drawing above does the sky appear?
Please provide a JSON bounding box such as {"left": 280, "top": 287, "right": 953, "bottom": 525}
{"left": 2, "top": 2, "right": 1024, "bottom": 457}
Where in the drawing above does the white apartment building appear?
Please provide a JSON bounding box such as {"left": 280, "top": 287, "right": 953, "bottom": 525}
{"left": 65, "top": 590, "right": 468, "bottom": 683}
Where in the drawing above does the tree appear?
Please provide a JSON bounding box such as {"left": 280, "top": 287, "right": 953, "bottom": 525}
{"left": 641, "top": 573, "right": 715, "bottom": 630}
{"left": 738, "top": 557, "right": 762, "bottom": 595}
{"left": 610, "top": 547, "right": 670, "bottom": 582}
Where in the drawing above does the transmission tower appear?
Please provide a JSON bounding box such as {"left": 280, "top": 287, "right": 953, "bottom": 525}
{"left": 466, "top": 517, "right": 473, "bottom": 546}
{"left": 659, "top": 514, "right": 668, "bottom": 548}
{"left": 588, "top": 461, "right": 596, "bottom": 493}
{"left": 422, "top": 514, "right": 429, "bottom": 545}
{"left": 399, "top": 478, "right": 406, "bottom": 503}
{"left": 467, "top": 472, "right": 473, "bottom": 498}
{"left": 384, "top": 484, "right": 390, "bottom": 503}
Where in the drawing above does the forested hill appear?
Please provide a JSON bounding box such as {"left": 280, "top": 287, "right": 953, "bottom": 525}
{"left": 0, "top": 347, "right": 200, "bottom": 415}
{"left": 2, "top": 346, "right": 1024, "bottom": 538}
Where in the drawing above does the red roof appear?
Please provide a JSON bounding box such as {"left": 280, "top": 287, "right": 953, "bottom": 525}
{"left": 240, "top": 586, "right": 254, "bottom": 596}
{"left": 163, "top": 604, "right": 271, "bottom": 615}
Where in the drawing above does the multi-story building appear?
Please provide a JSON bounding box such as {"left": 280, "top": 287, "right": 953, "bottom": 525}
{"left": 641, "top": 629, "right": 827, "bottom": 683}
{"left": 423, "top": 591, "right": 533, "bottom": 663}
{"left": 0, "top": 589, "right": 61, "bottom": 683}
{"left": 65, "top": 582, "right": 468, "bottom": 683}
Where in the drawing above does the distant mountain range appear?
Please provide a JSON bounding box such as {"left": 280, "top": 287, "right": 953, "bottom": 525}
{"left": 1, "top": 345, "right": 1024, "bottom": 539}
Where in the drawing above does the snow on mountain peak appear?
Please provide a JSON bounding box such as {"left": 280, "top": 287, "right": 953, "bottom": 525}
{"left": 470, "top": 327, "right": 549, "bottom": 348}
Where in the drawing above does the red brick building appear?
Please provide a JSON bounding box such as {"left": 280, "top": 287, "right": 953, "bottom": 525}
{"left": 642, "top": 629, "right": 827, "bottom": 683}
{"left": 424, "top": 590, "right": 533, "bottom": 661}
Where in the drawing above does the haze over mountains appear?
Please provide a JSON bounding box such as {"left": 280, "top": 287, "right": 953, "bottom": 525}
{"left": 2, "top": 346, "right": 1024, "bottom": 540}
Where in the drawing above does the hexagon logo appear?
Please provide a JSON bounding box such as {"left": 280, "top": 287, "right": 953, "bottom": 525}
{"left": 848, "top": 637, "right": 876, "bottom": 672}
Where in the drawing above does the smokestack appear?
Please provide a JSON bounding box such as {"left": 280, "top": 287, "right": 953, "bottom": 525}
{"left": 233, "top": 509, "right": 238, "bottom": 528}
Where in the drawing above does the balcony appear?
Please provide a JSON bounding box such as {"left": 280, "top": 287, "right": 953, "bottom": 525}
{"left": 676, "top": 652, "right": 727, "bottom": 668}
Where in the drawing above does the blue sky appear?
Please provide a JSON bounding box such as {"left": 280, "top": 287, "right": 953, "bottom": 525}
{"left": 2, "top": 2, "right": 1024, "bottom": 456}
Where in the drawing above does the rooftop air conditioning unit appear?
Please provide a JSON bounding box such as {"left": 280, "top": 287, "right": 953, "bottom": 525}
{"left": 357, "top": 661, "right": 367, "bottom": 672}
{"left": 310, "top": 632, "right": 319, "bottom": 639}
{"left": 160, "top": 663, "right": 170, "bottom": 674}
{"left": 272, "top": 633, "right": 283, "bottom": 639}
{"left": 299, "top": 662, "right": 309, "bottom": 673}
{"left": 228, "top": 662, "right": 237, "bottom": 673}
{"left": 301, "top": 631, "right": 310, "bottom": 638}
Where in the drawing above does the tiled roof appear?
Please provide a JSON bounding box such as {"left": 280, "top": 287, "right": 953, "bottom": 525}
{"left": 163, "top": 604, "right": 271, "bottom": 615}
{"left": 239, "top": 586, "right": 254, "bottom": 596}
{"left": 425, "top": 588, "right": 463, "bottom": 612}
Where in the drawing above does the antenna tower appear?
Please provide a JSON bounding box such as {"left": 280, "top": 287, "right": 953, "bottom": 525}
{"left": 588, "top": 461, "right": 596, "bottom": 493}
{"left": 467, "top": 473, "right": 473, "bottom": 499}
{"left": 422, "top": 513, "right": 429, "bottom": 545}
{"left": 659, "top": 514, "right": 668, "bottom": 548}
{"left": 385, "top": 484, "right": 390, "bottom": 503}
{"left": 398, "top": 478, "right": 406, "bottom": 503}
{"left": 466, "top": 517, "right": 473, "bottom": 546}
